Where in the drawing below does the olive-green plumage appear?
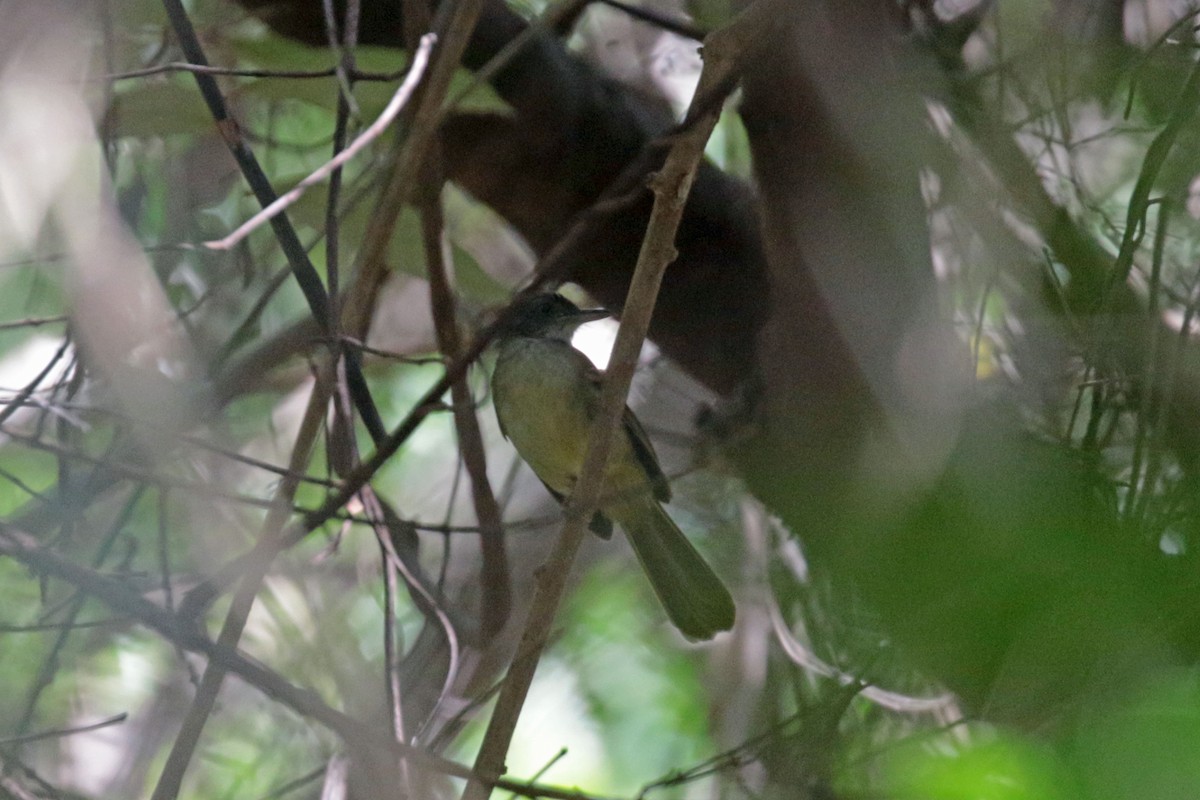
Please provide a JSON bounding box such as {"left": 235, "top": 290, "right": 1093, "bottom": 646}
{"left": 491, "top": 294, "right": 735, "bottom": 640}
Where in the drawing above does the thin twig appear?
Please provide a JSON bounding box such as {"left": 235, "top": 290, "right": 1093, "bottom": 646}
{"left": 0, "top": 338, "right": 71, "bottom": 431}
{"left": 493, "top": 779, "right": 618, "bottom": 800}
{"left": 359, "top": 487, "right": 413, "bottom": 794}
{"left": 340, "top": 0, "right": 490, "bottom": 343}
{"left": 321, "top": 0, "right": 362, "bottom": 121}
{"left": 461, "top": 4, "right": 753, "bottom": 794}
{"left": 1128, "top": 200, "right": 1172, "bottom": 520}
{"left": 634, "top": 687, "right": 860, "bottom": 798}
{"left": 0, "top": 396, "right": 337, "bottom": 488}
{"left": 1107, "top": 58, "right": 1200, "bottom": 297}
{"left": 0, "top": 316, "right": 68, "bottom": 331}
{"left": 373, "top": 495, "right": 464, "bottom": 722}
{"left": 0, "top": 464, "right": 50, "bottom": 504}
{"left": 0, "top": 713, "right": 127, "bottom": 746}
{"left": 335, "top": 335, "right": 446, "bottom": 364}
{"left": 521, "top": 747, "right": 568, "bottom": 789}
{"left": 0, "top": 618, "right": 124, "bottom": 633}
{"left": 149, "top": 366, "right": 333, "bottom": 800}
{"left": 595, "top": 0, "right": 707, "bottom": 41}
{"left": 14, "top": 489, "right": 142, "bottom": 737}
{"left": 768, "top": 598, "right": 956, "bottom": 713}
{"left": 0, "top": 424, "right": 339, "bottom": 513}
{"left": 159, "top": 0, "right": 387, "bottom": 443}
{"left": 156, "top": 489, "right": 175, "bottom": 612}
{"left": 322, "top": 0, "right": 360, "bottom": 347}
{"left": 105, "top": 63, "right": 409, "bottom": 82}
{"left": 205, "top": 36, "right": 435, "bottom": 252}
{"left": 419, "top": 159, "right": 512, "bottom": 638}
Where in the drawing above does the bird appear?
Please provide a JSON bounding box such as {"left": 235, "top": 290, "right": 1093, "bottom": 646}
{"left": 490, "top": 292, "right": 735, "bottom": 640}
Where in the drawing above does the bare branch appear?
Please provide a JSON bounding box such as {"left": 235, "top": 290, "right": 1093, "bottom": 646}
{"left": 204, "top": 35, "right": 436, "bottom": 252}
{"left": 159, "top": 0, "right": 388, "bottom": 442}
{"left": 460, "top": 3, "right": 762, "bottom": 795}
{"left": 420, "top": 162, "right": 511, "bottom": 638}
{"left": 0, "top": 713, "right": 128, "bottom": 747}
{"left": 149, "top": 367, "right": 333, "bottom": 800}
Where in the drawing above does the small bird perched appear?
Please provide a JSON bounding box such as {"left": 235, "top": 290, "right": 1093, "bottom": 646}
{"left": 491, "top": 293, "right": 735, "bottom": 640}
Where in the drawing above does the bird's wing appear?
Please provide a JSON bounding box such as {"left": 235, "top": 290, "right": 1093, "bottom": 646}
{"left": 538, "top": 479, "right": 614, "bottom": 538}
{"left": 583, "top": 361, "right": 672, "bottom": 504}
{"left": 622, "top": 407, "right": 672, "bottom": 503}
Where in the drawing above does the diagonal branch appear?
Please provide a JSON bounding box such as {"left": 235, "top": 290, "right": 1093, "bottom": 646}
{"left": 149, "top": 364, "right": 335, "bottom": 800}
{"left": 0, "top": 525, "right": 466, "bottom": 779}
{"left": 341, "top": 0, "right": 491, "bottom": 343}
{"left": 159, "top": 0, "right": 388, "bottom": 442}
{"left": 420, "top": 164, "right": 512, "bottom": 638}
{"left": 202, "top": 35, "right": 436, "bottom": 253}
{"left": 0, "top": 523, "right": 619, "bottom": 800}
{"left": 460, "top": 4, "right": 762, "bottom": 796}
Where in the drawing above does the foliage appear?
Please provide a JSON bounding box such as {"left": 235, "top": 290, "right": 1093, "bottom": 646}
{"left": 0, "top": 1, "right": 1198, "bottom": 799}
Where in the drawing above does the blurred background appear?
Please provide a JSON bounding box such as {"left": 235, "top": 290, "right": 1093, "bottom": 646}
{"left": 2, "top": 0, "right": 1200, "bottom": 798}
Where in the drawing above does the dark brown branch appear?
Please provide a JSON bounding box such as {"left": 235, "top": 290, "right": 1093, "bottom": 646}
{"left": 159, "top": 0, "right": 388, "bottom": 442}
{"left": 594, "top": 0, "right": 707, "bottom": 41}
{"left": 461, "top": 5, "right": 751, "bottom": 795}
{"left": 420, "top": 157, "right": 511, "bottom": 639}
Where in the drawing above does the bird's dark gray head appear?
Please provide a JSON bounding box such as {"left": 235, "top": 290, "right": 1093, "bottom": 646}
{"left": 498, "top": 293, "right": 608, "bottom": 341}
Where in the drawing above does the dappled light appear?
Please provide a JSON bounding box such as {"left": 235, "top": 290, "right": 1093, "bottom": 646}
{"left": 0, "top": 1, "right": 1199, "bottom": 799}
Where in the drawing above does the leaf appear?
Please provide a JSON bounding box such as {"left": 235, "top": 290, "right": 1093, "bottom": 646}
{"left": 686, "top": 0, "right": 732, "bottom": 31}
{"left": 451, "top": 243, "right": 510, "bottom": 305}
{"left": 881, "top": 733, "right": 1078, "bottom": 800}
{"left": 443, "top": 72, "right": 513, "bottom": 117}
{"left": 229, "top": 32, "right": 342, "bottom": 73}
{"left": 705, "top": 105, "right": 751, "bottom": 176}
{"left": 109, "top": 82, "right": 213, "bottom": 137}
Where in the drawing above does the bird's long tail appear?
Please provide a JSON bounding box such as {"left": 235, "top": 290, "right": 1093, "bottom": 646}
{"left": 614, "top": 498, "right": 736, "bottom": 640}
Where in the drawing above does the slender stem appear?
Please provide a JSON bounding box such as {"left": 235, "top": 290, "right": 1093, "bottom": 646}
{"left": 460, "top": 4, "right": 753, "bottom": 793}
{"left": 420, "top": 162, "right": 512, "bottom": 638}
{"left": 341, "top": 0, "right": 490, "bottom": 342}
{"left": 149, "top": 368, "right": 333, "bottom": 800}
{"left": 158, "top": 0, "right": 387, "bottom": 442}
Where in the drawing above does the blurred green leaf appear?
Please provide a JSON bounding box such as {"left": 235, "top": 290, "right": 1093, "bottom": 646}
{"left": 562, "top": 565, "right": 713, "bottom": 793}
{"left": 451, "top": 243, "right": 510, "bottom": 305}
{"left": 687, "top": 0, "right": 732, "bottom": 31}
{"left": 109, "top": 81, "right": 214, "bottom": 137}
{"left": 705, "top": 105, "right": 751, "bottom": 176}
{"left": 1075, "top": 670, "right": 1200, "bottom": 800}
{"left": 882, "top": 731, "right": 1078, "bottom": 800}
